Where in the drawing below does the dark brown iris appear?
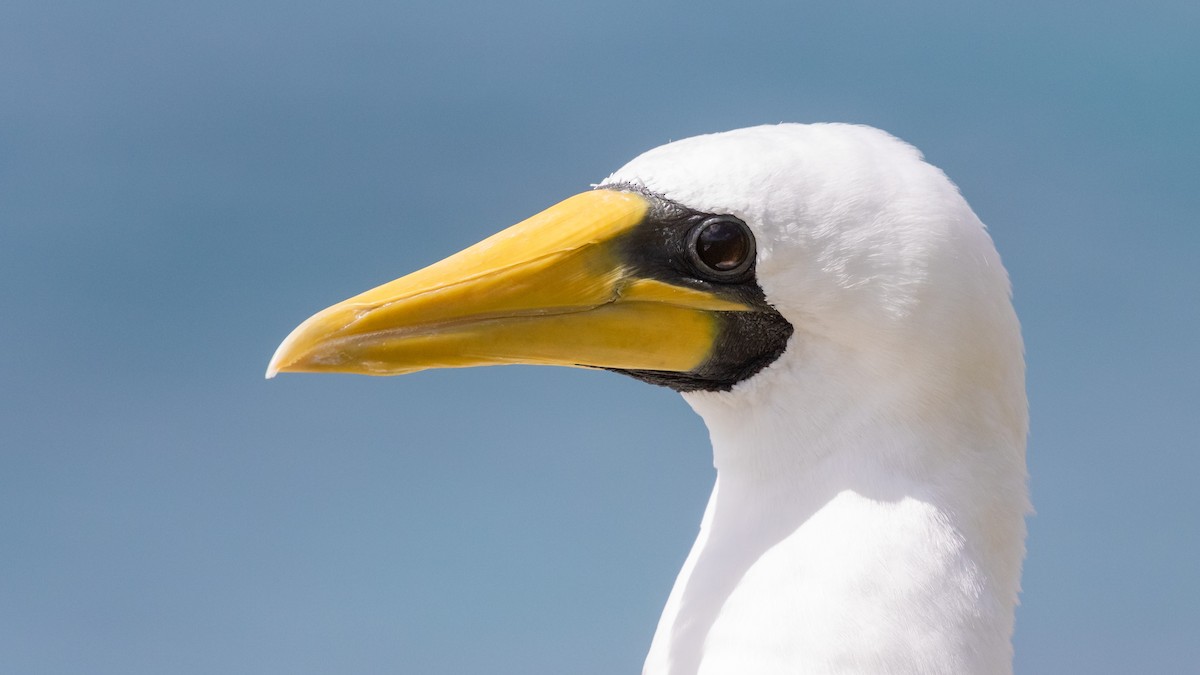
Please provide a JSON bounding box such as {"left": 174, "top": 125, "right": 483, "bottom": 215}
{"left": 688, "top": 217, "right": 755, "bottom": 279}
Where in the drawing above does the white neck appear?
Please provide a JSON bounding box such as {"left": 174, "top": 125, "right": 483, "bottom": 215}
{"left": 643, "top": 341, "right": 1028, "bottom": 675}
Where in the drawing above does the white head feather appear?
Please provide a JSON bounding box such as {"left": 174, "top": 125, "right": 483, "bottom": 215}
{"left": 602, "top": 124, "right": 1028, "bottom": 675}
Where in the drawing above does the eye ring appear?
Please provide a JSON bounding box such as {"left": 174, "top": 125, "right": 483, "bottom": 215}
{"left": 686, "top": 216, "right": 756, "bottom": 280}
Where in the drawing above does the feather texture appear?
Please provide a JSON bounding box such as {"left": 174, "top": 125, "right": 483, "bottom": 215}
{"left": 603, "top": 124, "right": 1028, "bottom": 675}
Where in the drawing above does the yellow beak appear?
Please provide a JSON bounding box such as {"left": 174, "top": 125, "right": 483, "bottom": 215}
{"left": 266, "top": 190, "right": 751, "bottom": 379}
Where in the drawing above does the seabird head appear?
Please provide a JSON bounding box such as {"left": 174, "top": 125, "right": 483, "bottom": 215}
{"left": 268, "top": 123, "right": 1021, "bottom": 432}
{"left": 594, "top": 125, "right": 1026, "bottom": 477}
{"left": 267, "top": 123, "right": 1028, "bottom": 674}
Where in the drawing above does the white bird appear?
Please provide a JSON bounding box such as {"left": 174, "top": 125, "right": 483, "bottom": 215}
{"left": 267, "top": 123, "right": 1029, "bottom": 675}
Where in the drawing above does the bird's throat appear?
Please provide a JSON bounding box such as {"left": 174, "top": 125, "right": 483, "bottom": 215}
{"left": 643, "top": 356, "right": 1026, "bottom": 675}
{"left": 645, "top": 464, "right": 1021, "bottom": 675}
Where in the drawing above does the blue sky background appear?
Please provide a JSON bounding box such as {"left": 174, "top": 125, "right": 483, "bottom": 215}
{"left": 2, "top": 1, "right": 1197, "bottom": 673}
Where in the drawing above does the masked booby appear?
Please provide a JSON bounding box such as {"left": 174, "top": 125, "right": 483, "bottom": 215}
{"left": 267, "top": 123, "right": 1029, "bottom": 675}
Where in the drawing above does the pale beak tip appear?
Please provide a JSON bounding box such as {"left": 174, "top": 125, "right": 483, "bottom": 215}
{"left": 265, "top": 351, "right": 284, "bottom": 380}
{"left": 265, "top": 304, "right": 348, "bottom": 380}
{"left": 265, "top": 332, "right": 299, "bottom": 380}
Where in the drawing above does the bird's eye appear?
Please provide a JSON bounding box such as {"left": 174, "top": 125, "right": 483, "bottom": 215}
{"left": 687, "top": 216, "right": 755, "bottom": 280}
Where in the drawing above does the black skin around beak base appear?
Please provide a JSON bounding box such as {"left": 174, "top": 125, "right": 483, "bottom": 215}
{"left": 601, "top": 185, "right": 793, "bottom": 392}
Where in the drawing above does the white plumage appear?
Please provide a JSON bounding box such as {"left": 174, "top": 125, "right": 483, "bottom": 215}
{"left": 269, "top": 123, "right": 1029, "bottom": 675}
{"left": 603, "top": 125, "right": 1028, "bottom": 674}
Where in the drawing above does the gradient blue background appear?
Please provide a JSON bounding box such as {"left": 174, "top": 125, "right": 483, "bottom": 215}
{"left": 3, "top": 1, "right": 1197, "bottom": 673}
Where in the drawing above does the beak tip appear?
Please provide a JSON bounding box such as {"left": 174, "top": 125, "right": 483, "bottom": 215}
{"left": 266, "top": 333, "right": 299, "bottom": 380}
{"left": 265, "top": 350, "right": 284, "bottom": 379}
{"left": 267, "top": 308, "right": 331, "bottom": 379}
